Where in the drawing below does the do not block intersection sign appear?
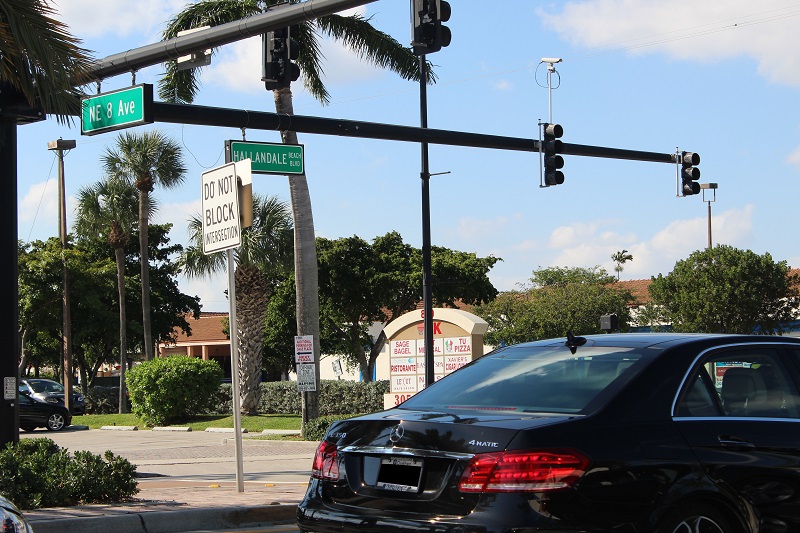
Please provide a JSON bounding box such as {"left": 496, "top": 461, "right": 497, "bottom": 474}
{"left": 201, "top": 160, "right": 250, "bottom": 254}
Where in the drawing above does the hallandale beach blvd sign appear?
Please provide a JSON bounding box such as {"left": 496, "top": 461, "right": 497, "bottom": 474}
{"left": 226, "top": 140, "right": 304, "bottom": 175}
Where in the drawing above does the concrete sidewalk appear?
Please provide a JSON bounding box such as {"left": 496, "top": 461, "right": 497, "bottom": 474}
{"left": 25, "top": 478, "right": 308, "bottom": 533}
{"left": 19, "top": 428, "right": 317, "bottom": 533}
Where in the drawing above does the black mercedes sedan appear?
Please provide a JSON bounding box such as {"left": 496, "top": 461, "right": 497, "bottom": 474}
{"left": 297, "top": 333, "right": 800, "bottom": 533}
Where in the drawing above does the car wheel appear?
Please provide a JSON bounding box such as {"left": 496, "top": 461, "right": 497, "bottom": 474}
{"left": 45, "top": 413, "right": 66, "bottom": 431}
{"left": 656, "top": 503, "right": 738, "bottom": 533}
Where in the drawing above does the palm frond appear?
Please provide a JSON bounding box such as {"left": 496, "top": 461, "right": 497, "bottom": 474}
{"left": 0, "top": 0, "right": 94, "bottom": 123}
{"left": 158, "top": 0, "right": 262, "bottom": 103}
{"left": 316, "top": 13, "right": 435, "bottom": 85}
{"left": 181, "top": 213, "right": 229, "bottom": 278}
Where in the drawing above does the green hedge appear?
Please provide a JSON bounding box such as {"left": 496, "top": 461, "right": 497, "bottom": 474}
{"left": 302, "top": 413, "right": 364, "bottom": 442}
{"left": 258, "top": 380, "right": 389, "bottom": 415}
{"left": 83, "top": 378, "right": 389, "bottom": 422}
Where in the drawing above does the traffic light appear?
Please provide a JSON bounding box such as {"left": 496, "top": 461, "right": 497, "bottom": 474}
{"left": 681, "top": 151, "right": 700, "bottom": 196}
{"left": 412, "top": 0, "right": 451, "bottom": 55}
{"left": 263, "top": 25, "right": 300, "bottom": 90}
{"left": 542, "top": 123, "right": 564, "bottom": 186}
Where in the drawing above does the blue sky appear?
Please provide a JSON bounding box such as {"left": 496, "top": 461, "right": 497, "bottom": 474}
{"left": 18, "top": 1, "right": 800, "bottom": 312}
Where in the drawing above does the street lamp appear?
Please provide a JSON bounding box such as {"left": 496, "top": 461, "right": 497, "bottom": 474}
{"left": 699, "top": 182, "right": 718, "bottom": 249}
{"left": 47, "top": 138, "right": 76, "bottom": 414}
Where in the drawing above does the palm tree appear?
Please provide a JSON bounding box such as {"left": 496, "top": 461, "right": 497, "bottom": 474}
{"left": 0, "top": 0, "right": 93, "bottom": 123}
{"left": 182, "top": 193, "right": 294, "bottom": 415}
{"left": 74, "top": 176, "right": 144, "bottom": 413}
{"left": 102, "top": 131, "right": 187, "bottom": 361}
{"left": 159, "top": 1, "right": 426, "bottom": 420}
{"left": 611, "top": 250, "right": 634, "bottom": 281}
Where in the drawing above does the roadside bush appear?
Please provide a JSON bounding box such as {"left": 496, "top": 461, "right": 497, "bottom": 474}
{"left": 0, "top": 438, "right": 138, "bottom": 509}
{"left": 302, "top": 413, "right": 364, "bottom": 442}
{"left": 257, "top": 380, "right": 389, "bottom": 415}
{"left": 126, "top": 356, "right": 223, "bottom": 426}
{"left": 84, "top": 386, "right": 121, "bottom": 414}
{"left": 206, "top": 382, "right": 233, "bottom": 414}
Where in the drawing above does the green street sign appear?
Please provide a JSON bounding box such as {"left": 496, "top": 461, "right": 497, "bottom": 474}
{"left": 226, "top": 140, "right": 304, "bottom": 175}
{"left": 81, "top": 84, "right": 154, "bottom": 136}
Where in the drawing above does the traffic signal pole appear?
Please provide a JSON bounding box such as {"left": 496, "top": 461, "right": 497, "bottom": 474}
{"left": 418, "top": 56, "right": 435, "bottom": 389}
{"left": 151, "top": 100, "right": 684, "bottom": 165}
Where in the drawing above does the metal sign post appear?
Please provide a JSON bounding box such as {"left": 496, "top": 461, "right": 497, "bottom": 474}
{"left": 201, "top": 159, "right": 248, "bottom": 492}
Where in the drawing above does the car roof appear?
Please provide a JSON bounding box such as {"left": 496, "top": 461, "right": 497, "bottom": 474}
{"left": 506, "top": 333, "right": 800, "bottom": 351}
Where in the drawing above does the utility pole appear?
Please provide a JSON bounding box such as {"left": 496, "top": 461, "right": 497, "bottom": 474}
{"left": 700, "top": 183, "right": 718, "bottom": 249}
{"left": 48, "top": 139, "right": 76, "bottom": 414}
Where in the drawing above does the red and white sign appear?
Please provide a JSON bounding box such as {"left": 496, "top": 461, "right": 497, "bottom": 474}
{"left": 390, "top": 357, "right": 417, "bottom": 374}
{"left": 445, "top": 354, "right": 471, "bottom": 372}
{"left": 294, "top": 335, "right": 315, "bottom": 364}
{"left": 416, "top": 338, "right": 443, "bottom": 356}
{"left": 390, "top": 339, "right": 414, "bottom": 357}
{"left": 444, "top": 336, "right": 472, "bottom": 355}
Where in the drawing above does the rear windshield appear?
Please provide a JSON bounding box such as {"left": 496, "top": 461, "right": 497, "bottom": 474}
{"left": 28, "top": 381, "right": 64, "bottom": 393}
{"left": 398, "top": 345, "right": 645, "bottom": 414}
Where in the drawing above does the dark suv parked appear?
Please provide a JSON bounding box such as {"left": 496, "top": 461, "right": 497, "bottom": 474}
{"left": 18, "top": 378, "right": 85, "bottom": 415}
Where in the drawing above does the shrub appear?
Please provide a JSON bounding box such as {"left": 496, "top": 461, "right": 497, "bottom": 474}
{"left": 302, "top": 413, "right": 364, "bottom": 442}
{"left": 126, "top": 356, "right": 223, "bottom": 426}
{"left": 84, "top": 386, "right": 122, "bottom": 414}
{"left": 0, "top": 438, "right": 138, "bottom": 509}
{"left": 257, "top": 380, "right": 389, "bottom": 415}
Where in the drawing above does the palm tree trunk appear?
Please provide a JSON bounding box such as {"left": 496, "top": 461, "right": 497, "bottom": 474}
{"left": 115, "top": 246, "right": 128, "bottom": 413}
{"left": 274, "top": 87, "right": 321, "bottom": 422}
{"left": 139, "top": 188, "right": 154, "bottom": 360}
{"left": 234, "top": 265, "right": 270, "bottom": 415}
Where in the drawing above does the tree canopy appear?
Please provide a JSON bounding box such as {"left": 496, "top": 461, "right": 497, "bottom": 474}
{"left": 18, "top": 225, "right": 200, "bottom": 387}
{"left": 263, "top": 232, "right": 499, "bottom": 381}
{"left": 647, "top": 245, "right": 800, "bottom": 334}
{"left": 476, "top": 266, "right": 633, "bottom": 346}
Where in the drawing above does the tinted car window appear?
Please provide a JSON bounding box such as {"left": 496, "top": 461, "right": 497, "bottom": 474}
{"left": 399, "top": 345, "right": 644, "bottom": 414}
{"left": 27, "top": 380, "right": 64, "bottom": 393}
{"left": 676, "top": 348, "right": 800, "bottom": 418}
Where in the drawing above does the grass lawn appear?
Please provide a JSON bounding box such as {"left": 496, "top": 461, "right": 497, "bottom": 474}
{"left": 72, "top": 413, "right": 302, "bottom": 434}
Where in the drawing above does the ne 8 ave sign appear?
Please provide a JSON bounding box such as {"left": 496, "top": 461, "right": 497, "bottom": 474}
{"left": 202, "top": 161, "right": 248, "bottom": 254}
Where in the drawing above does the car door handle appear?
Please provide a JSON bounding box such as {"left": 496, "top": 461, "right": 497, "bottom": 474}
{"left": 718, "top": 436, "right": 756, "bottom": 450}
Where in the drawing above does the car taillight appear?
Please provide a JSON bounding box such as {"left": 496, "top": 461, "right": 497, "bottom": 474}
{"left": 312, "top": 441, "right": 339, "bottom": 481}
{"left": 458, "top": 449, "right": 589, "bottom": 493}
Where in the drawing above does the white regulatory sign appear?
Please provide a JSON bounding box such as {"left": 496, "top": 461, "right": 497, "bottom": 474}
{"left": 4, "top": 377, "right": 16, "bottom": 400}
{"left": 201, "top": 160, "right": 246, "bottom": 254}
{"left": 297, "top": 363, "right": 317, "bottom": 392}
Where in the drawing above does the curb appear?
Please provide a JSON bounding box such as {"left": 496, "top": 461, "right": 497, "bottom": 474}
{"left": 29, "top": 504, "right": 297, "bottom": 533}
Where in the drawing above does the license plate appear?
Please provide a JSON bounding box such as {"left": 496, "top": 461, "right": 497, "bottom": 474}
{"left": 376, "top": 456, "right": 423, "bottom": 493}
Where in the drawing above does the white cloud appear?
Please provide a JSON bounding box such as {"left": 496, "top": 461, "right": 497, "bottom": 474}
{"left": 153, "top": 199, "right": 202, "bottom": 246}
{"left": 205, "top": 37, "right": 268, "bottom": 95}
{"left": 453, "top": 215, "right": 516, "bottom": 241}
{"left": 539, "top": 1, "right": 800, "bottom": 86}
{"left": 54, "top": 0, "right": 186, "bottom": 39}
{"left": 788, "top": 147, "right": 800, "bottom": 169}
{"left": 202, "top": 27, "right": 387, "bottom": 96}
{"left": 19, "top": 181, "right": 57, "bottom": 223}
{"left": 484, "top": 205, "right": 756, "bottom": 290}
